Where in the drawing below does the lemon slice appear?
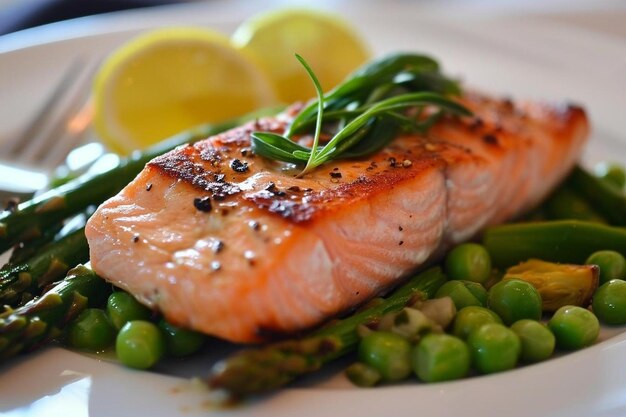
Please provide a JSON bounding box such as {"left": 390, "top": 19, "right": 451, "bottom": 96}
{"left": 93, "top": 27, "right": 277, "bottom": 154}
{"left": 232, "top": 9, "right": 370, "bottom": 103}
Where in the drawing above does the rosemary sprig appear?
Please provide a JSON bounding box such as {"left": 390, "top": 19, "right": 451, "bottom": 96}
{"left": 250, "top": 53, "right": 472, "bottom": 176}
{"left": 296, "top": 54, "right": 326, "bottom": 176}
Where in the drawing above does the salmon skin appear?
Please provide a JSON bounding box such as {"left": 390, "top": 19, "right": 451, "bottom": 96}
{"left": 85, "top": 92, "right": 589, "bottom": 343}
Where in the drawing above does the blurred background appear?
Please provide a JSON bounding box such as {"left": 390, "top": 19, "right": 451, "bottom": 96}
{"left": 1, "top": 0, "right": 626, "bottom": 37}
{"left": 0, "top": 0, "right": 623, "bottom": 198}
{"left": 0, "top": 0, "right": 182, "bottom": 35}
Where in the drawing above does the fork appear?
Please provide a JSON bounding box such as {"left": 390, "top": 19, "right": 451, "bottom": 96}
{"left": 0, "top": 58, "right": 99, "bottom": 201}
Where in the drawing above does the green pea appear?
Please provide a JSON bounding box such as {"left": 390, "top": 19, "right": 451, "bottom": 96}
{"left": 435, "top": 280, "right": 486, "bottom": 310}
{"left": 412, "top": 333, "right": 470, "bottom": 382}
{"left": 345, "top": 362, "right": 382, "bottom": 387}
{"left": 510, "top": 319, "right": 555, "bottom": 363}
{"left": 106, "top": 291, "right": 152, "bottom": 330}
{"left": 461, "top": 281, "right": 488, "bottom": 305}
{"left": 586, "top": 250, "right": 626, "bottom": 285}
{"left": 488, "top": 279, "right": 542, "bottom": 325}
{"left": 452, "top": 306, "right": 502, "bottom": 339}
{"left": 66, "top": 308, "right": 116, "bottom": 351}
{"left": 592, "top": 279, "right": 626, "bottom": 325}
{"left": 548, "top": 306, "right": 599, "bottom": 350}
{"left": 116, "top": 320, "right": 165, "bottom": 369}
{"left": 158, "top": 319, "right": 206, "bottom": 357}
{"left": 467, "top": 323, "right": 521, "bottom": 374}
{"left": 445, "top": 243, "right": 492, "bottom": 284}
{"left": 358, "top": 331, "right": 412, "bottom": 381}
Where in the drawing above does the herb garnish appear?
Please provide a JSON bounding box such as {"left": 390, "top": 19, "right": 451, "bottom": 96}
{"left": 251, "top": 53, "right": 472, "bottom": 176}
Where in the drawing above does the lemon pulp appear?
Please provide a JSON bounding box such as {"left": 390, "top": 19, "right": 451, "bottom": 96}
{"left": 232, "top": 9, "right": 370, "bottom": 103}
{"left": 93, "top": 27, "right": 277, "bottom": 154}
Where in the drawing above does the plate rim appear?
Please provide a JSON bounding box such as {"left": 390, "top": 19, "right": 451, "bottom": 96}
{"left": 1, "top": 3, "right": 626, "bottom": 417}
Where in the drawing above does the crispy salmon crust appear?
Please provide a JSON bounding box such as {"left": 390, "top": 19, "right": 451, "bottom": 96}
{"left": 85, "top": 92, "right": 589, "bottom": 343}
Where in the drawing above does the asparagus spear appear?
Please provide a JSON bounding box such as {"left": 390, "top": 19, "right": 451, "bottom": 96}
{"left": 0, "top": 228, "right": 90, "bottom": 307}
{"left": 0, "top": 264, "right": 110, "bottom": 360}
{"left": 0, "top": 108, "right": 281, "bottom": 254}
{"left": 8, "top": 209, "right": 90, "bottom": 265}
{"left": 207, "top": 267, "right": 447, "bottom": 396}
{"left": 7, "top": 220, "right": 64, "bottom": 265}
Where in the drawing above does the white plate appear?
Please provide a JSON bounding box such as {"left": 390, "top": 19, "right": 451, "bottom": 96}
{"left": 1, "top": 2, "right": 626, "bottom": 416}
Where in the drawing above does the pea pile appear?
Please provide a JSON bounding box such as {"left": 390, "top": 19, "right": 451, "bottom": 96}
{"left": 65, "top": 291, "right": 206, "bottom": 368}
{"left": 346, "top": 243, "right": 626, "bottom": 387}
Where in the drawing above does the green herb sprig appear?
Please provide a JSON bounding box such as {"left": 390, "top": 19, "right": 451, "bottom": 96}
{"left": 251, "top": 53, "right": 472, "bottom": 177}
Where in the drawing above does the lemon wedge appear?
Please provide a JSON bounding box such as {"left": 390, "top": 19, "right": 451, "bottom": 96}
{"left": 93, "top": 27, "right": 277, "bottom": 154}
{"left": 232, "top": 9, "right": 370, "bottom": 103}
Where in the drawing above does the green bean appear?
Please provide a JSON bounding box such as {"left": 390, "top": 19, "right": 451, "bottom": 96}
{"left": 483, "top": 220, "right": 626, "bottom": 267}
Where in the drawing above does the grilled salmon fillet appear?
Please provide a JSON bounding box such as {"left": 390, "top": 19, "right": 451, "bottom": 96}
{"left": 86, "top": 92, "right": 589, "bottom": 343}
